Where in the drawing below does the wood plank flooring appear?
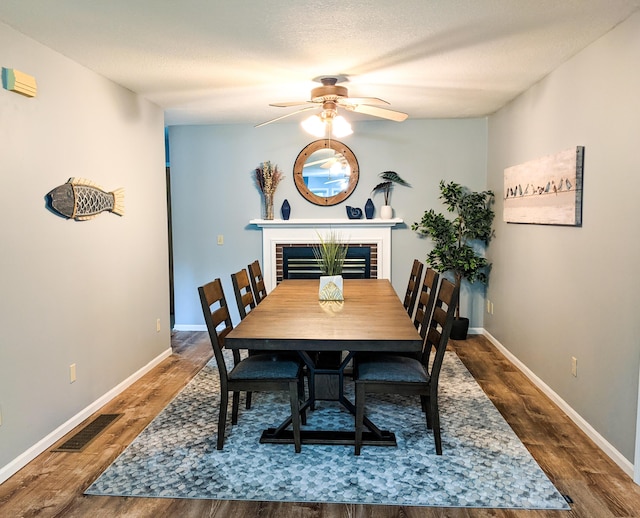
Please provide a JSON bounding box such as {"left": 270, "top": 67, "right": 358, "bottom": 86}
{"left": 1, "top": 332, "right": 640, "bottom": 517}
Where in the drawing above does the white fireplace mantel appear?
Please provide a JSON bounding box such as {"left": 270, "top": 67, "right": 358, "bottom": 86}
{"left": 250, "top": 218, "right": 403, "bottom": 291}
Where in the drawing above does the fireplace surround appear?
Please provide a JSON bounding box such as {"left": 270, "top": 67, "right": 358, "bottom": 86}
{"left": 249, "top": 218, "right": 403, "bottom": 292}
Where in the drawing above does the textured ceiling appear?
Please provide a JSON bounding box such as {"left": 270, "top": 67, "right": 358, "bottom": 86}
{"left": 1, "top": 0, "right": 638, "bottom": 126}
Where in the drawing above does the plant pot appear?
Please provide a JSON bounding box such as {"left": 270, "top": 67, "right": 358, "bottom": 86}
{"left": 319, "top": 275, "right": 344, "bottom": 301}
{"left": 380, "top": 205, "right": 393, "bottom": 219}
{"left": 449, "top": 317, "right": 470, "bottom": 340}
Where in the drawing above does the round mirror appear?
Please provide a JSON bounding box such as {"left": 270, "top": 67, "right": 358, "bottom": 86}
{"left": 293, "top": 140, "right": 359, "bottom": 206}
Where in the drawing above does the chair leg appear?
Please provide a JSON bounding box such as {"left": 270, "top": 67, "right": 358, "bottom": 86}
{"left": 424, "top": 394, "right": 432, "bottom": 429}
{"left": 297, "top": 377, "right": 307, "bottom": 425}
{"left": 431, "top": 398, "right": 442, "bottom": 455}
{"left": 246, "top": 391, "right": 252, "bottom": 409}
{"left": 354, "top": 382, "right": 365, "bottom": 455}
{"left": 231, "top": 391, "right": 240, "bottom": 424}
{"left": 217, "top": 391, "right": 228, "bottom": 450}
{"left": 289, "top": 381, "right": 302, "bottom": 453}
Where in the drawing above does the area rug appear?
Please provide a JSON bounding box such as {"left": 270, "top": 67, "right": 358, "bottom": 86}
{"left": 85, "top": 351, "right": 569, "bottom": 510}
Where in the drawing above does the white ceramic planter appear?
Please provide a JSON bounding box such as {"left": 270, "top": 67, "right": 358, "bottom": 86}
{"left": 319, "top": 275, "right": 344, "bottom": 301}
{"left": 380, "top": 205, "right": 393, "bottom": 219}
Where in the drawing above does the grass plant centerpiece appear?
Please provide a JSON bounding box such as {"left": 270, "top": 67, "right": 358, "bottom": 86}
{"left": 313, "top": 231, "right": 348, "bottom": 301}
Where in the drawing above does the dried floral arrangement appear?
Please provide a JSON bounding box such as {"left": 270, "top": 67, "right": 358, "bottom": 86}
{"left": 254, "top": 161, "right": 284, "bottom": 196}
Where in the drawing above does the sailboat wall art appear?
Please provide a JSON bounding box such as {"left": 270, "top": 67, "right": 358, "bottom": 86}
{"left": 503, "top": 146, "right": 584, "bottom": 227}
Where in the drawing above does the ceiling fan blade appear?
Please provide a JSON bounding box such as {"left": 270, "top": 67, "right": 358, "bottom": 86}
{"left": 255, "top": 106, "right": 317, "bottom": 128}
{"left": 339, "top": 97, "right": 389, "bottom": 106}
{"left": 269, "top": 101, "right": 315, "bottom": 107}
{"left": 348, "top": 104, "right": 408, "bottom": 122}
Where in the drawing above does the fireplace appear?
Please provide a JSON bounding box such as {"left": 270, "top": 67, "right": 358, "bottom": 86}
{"left": 280, "top": 244, "right": 374, "bottom": 281}
{"left": 250, "top": 218, "right": 402, "bottom": 291}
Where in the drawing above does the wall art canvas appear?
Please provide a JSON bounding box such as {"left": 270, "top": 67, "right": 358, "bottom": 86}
{"left": 503, "top": 146, "right": 584, "bottom": 226}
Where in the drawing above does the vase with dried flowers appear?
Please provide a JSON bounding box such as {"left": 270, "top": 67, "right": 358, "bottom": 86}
{"left": 255, "top": 161, "right": 284, "bottom": 220}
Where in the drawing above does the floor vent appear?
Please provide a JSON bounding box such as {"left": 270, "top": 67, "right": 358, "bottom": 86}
{"left": 52, "top": 413, "right": 122, "bottom": 452}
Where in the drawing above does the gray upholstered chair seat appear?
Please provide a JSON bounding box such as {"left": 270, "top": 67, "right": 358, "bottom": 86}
{"left": 229, "top": 354, "right": 301, "bottom": 381}
{"left": 356, "top": 355, "right": 429, "bottom": 383}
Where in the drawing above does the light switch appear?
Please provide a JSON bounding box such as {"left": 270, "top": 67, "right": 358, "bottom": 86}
{"left": 217, "top": 235, "right": 224, "bottom": 245}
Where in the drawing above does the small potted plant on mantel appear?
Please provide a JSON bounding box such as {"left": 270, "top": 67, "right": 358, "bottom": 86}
{"left": 412, "top": 180, "right": 495, "bottom": 340}
{"left": 371, "top": 171, "right": 411, "bottom": 219}
{"left": 313, "top": 231, "right": 348, "bottom": 301}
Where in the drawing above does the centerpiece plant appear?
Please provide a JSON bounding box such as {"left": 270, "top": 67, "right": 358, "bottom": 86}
{"left": 411, "top": 180, "right": 495, "bottom": 339}
{"left": 313, "top": 231, "right": 348, "bottom": 301}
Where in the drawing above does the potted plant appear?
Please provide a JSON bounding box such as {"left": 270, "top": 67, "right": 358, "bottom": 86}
{"left": 371, "top": 171, "right": 411, "bottom": 219}
{"left": 411, "top": 180, "right": 495, "bottom": 339}
{"left": 313, "top": 231, "right": 348, "bottom": 301}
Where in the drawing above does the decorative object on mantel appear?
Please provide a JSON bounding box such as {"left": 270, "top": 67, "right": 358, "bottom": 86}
{"left": 313, "top": 231, "right": 348, "bottom": 301}
{"left": 364, "top": 198, "right": 375, "bottom": 219}
{"left": 412, "top": 181, "right": 495, "bottom": 340}
{"left": 2, "top": 67, "right": 37, "bottom": 97}
{"left": 372, "top": 171, "right": 411, "bottom": 220}
{"left": 293, "top": 139, "right": 359, "bottom": 206}
{"left": 346, "top": 206, "right": 363, "bottom": 219}
{"left": 46, "top": 178, "right": 124, "bottom": 221}
{"left": 254, "top": 161, "right": 283, "bottom": 220}
{"left": 280, "top": 199, "right": 291, "bottom": 220}
{"left": 503, "top": 146, "right": 584, "bottom": 226}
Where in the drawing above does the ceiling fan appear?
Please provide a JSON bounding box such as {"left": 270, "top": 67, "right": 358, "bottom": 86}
{"left": 255, "top": 77, "right": 408, "bottom": 132}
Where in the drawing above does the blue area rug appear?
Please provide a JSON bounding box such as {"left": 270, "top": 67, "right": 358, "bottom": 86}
{"left": 85, "top": 352, "right": 569, "bottom": 509}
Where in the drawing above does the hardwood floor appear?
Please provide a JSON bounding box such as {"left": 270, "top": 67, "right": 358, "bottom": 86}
{"left": 2, "top": 332, "right": 640, "bottom": 517}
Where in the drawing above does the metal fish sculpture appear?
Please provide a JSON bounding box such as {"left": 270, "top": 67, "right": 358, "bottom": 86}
{"left": 47, "top": 178, "right": 124, "bottom": 221}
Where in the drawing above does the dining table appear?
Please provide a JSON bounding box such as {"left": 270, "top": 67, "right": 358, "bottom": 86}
{"left": 224, "top": 278, "right": 423, "bottom": 447}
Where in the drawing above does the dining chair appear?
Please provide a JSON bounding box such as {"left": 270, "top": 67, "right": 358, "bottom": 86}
{"left": 231, "top": 268, "right": 255, "bottom": 320}
{"left": 198, "top": 278, "right": 304, "bottom": 452}
{"left": 413, "top": 267, "right": 439, "bottom": 331}
{"left": 354, "top": 278, "right": 459, "bottom": 456}
{"left": 231, "top": 268, "right": 258, "bottom": 409}
{"left": 248, "top": 260, "right": 267, "bottom": 305}
{"left": 403, "top": 259, "right": 424, "bottom": 318}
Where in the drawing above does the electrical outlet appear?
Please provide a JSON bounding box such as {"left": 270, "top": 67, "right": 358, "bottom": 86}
{"left": 571, "top": 357, "right": 578, "bottom": 377}
{"left": 156, "top": 318, "right": 161, "bottom": 332}
{"left": 486, "top": 299, "right": 491, "bottom": 313}
{"left": 70, "top": 363, "right": 77, "bottom": 383}
{"left": 490, "top": 302, "right": 494, "bottom": 315}
{"left": 217, "top": 234, "right": 224, "bottom": 245}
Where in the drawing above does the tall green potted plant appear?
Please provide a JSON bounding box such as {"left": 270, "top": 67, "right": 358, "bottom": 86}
{"left": 313, "top": 231, "right": 348, "bottom": 301}
{"left": 411, "top": 180, "right": 495, "bottom": 339}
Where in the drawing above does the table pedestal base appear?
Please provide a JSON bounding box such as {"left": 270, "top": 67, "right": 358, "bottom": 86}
{"left": 260, "top": 428, "right": 397, "bottom": 447}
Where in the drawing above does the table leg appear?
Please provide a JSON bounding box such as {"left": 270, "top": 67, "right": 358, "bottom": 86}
{"left": 259, "top": 350, "right": 397, "bottom": 447}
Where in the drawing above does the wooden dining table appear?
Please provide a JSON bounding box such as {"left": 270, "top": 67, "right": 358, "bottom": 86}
{"left": 225, "top": 278, "right": 423, "bottom": 447}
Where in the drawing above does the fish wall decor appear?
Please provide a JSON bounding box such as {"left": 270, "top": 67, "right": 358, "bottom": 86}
{"left": 47, "top": 177, "right": 124, "bottom": 221}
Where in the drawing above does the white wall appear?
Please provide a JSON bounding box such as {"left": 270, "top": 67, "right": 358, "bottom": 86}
{"left": 486, "top": 12, "right": 640, "bottom": 463}
{"left": 169, "top": 118, "right": 487, "bottom": 328}
{"left": 0, "top": 22, "right": 170, "bottom": 475}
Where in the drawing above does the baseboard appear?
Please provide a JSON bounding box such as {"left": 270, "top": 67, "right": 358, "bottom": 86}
{"left": 173, "top": 324, "right": 206, "bottom": 331}
{"left": 482, "top": 329, "right": 635, "bottom": 479}
{"left": 0, "top": 347, "right": 173, "bottom": 485}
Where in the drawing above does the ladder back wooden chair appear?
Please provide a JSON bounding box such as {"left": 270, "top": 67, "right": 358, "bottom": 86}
{"left": 231, "top": 268, "right": 258, "bottom": 409}
{"left": 231, "top": 268, "right": 256, "bottom": 320}
{"left": 354, "top": 278, "right": 459, "bottom": 456}
{"left": 403, "top": 259, "right": 424, "bottom": 318}
{"left": 198, "top": 278, "right": 304, "bottom": 452}
{"left": 248, "top": 260, "right": 267, "bottom": 305}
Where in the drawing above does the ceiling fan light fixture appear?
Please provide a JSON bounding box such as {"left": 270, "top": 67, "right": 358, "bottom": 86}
{"left": 331, "top": 115, "right": 352, "bottom": 138}
{"left": 301, "top": 114, "right": 326, "bottom": 137}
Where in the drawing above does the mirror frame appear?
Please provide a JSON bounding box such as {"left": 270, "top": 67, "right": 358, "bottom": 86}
{"left": 293, "top": 139, "right": 359, "bottom": 206}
